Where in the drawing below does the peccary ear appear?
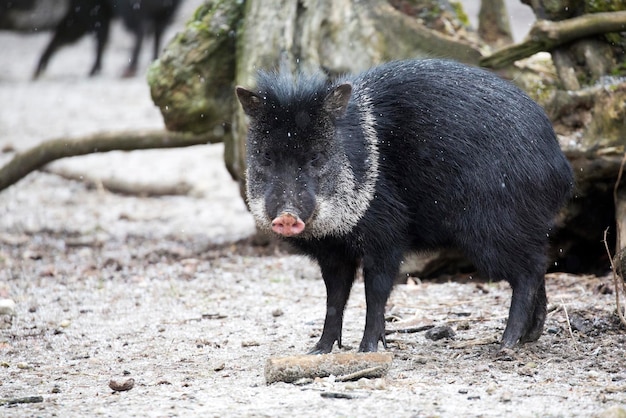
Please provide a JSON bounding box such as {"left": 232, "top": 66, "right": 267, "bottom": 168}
{"left": 324, "top": 83, "right": 352, "bottom": 119}
{"left": 235, "top": 86, "right": 263, "bottom": 117}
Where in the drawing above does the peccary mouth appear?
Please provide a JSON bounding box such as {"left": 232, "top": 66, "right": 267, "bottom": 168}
{"left": 271, "top": 211, "right": 306, "bottom": 237}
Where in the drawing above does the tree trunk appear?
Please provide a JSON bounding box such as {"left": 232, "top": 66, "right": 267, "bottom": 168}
{"left": 229, "top": 0, "right": 481, "bottom": 183}
{"left": 478, "top": 0, "right": 513, "bottom": 47}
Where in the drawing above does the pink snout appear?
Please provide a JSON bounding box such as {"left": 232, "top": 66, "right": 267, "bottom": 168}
{"left": 271, "top": 212, "right": 306, "bottom": 237}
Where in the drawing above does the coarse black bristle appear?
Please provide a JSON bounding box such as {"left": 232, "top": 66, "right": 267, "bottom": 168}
{"left": 255, "top": 68, "right": 332, "bottom": 112}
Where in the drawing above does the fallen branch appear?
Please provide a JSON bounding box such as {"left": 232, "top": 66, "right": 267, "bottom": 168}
{"left": 264, "top": 352, "right": 393, "bottom": 384}
{"left": 0, "top": 396, "right": 44, "bottom": 406}
{"left": 480, "top": 11, "right": 626, "bottom": 68}
{"left": 42, "top": 166, "right": 193, "bottom": 197}
{"left": 335, "top": 365, "right": 388, "bottom": 382}
{"left": 0, "top": 129, "right": 220, "bottom": 192}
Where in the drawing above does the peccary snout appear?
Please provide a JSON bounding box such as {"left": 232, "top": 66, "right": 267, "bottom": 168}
{"left": 271, "top": 212, "right": 305, "bottom": 236}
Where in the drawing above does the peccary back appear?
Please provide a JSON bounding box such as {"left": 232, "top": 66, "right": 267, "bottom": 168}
{"left": 236, "top": 59, "right": 574, "bottom": 353}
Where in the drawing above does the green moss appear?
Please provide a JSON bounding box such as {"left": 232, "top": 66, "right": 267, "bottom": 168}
{"left": 147, "top": 0, "right": 245, "bottom": 134}
{"left": 585, "top": 0, "right": 626, "bottom": 13}
{"left": 610, "top": 60, "right": 626, "bottom": 77}
{"left": 450, "top": 1, "right": 470, "bottom": 27}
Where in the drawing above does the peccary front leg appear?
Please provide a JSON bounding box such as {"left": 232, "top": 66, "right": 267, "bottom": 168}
{"left": 89, "top": 20, "right": 111, "bottom": 77}
{"left": 309, "top": 256, "right": 359, "bottom": 354}
{"left": 359, "top": 252, "right": 402, "bottom": 352}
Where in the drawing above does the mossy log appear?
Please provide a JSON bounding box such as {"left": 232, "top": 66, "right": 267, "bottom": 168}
{"left": 148, "top": 0, "right": 243, "bottom": 136}
{"left": 480, "top": 11, "right": 626, "bottom": 69}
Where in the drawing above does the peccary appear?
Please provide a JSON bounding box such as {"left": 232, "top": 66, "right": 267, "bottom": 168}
{"left": 33, "top": 0, "right": 181, "bottom": 79}
{"left": 236, "top": 59, "right": 574, "bottom": 353}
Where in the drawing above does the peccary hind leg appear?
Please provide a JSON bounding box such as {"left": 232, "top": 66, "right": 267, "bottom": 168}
{"left": 519, "top": 281, "right": 547, "bottom": 344}
{"left": 309, "top": 256, "right": 358, "bottom": 354}
{"left": 501, "top": 274, "right": 547, "bottom": 348}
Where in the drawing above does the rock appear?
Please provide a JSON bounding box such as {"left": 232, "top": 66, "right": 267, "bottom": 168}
{"left": 108, "top": 378, "right": 135, "bottom": 392}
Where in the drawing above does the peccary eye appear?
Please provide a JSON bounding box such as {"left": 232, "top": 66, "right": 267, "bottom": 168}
{"left": 259, "top": 151, "right": 272, "bottom": 166}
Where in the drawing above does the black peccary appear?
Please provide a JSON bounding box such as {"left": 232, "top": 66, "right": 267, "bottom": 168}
{"left": 236, "top": 59, "right": 574, "bottom": 353}
{"left": 33, "top": 0, "right": 181, "bottom": 79}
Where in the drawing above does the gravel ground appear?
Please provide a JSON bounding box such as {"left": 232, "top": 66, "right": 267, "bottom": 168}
{"left": 1, "top": 2, "right": 625, "bottom": 417}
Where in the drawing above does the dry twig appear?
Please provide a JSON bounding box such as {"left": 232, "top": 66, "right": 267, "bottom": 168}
{"left": 559, "top": 299, "right": 578, "bottom": 350}
{"left": 605, "top": 152, "right": 626, "bottom": 328}
{"left": 604, "top": 230, "right": 626, "bottom": 329}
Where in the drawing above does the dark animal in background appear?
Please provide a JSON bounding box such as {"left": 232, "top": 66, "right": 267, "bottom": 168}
{"left": 33, "top": 0, "right": 181, "bottom": 79}
{"left": 236, "top": 59, "right": 574, "bottom": 354}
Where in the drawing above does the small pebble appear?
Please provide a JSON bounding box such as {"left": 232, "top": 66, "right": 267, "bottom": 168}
{"left": 109, "top": 377, "right": 135, "bottom": 392}
{"left": 456, "top": 321, "right": 470, "bottom": 331}
{"left": 486, "top": 382, "right": 498, "bottom": 395}
{"left": 372, "top": 378, "right": 387, "bottom": 390}
{"left": 424, "top": 326, "right": 455, "bottom": 341}
{"left": 1, "top": 143, "right": 15, "bottom": 153}
{"left": 587, "top": 370, "right": 600, "bottom": 379}
{"left": 500, "top": 391, "right": 512, "bottom": 402}
{"left": 17, "top": 362, "right": 31, "bottom": 369}
{"left": 517, "top": 366, "right": 535, "bottom": 377}
{"left": 351, "top": 377, "right": 387, "bottom": 390}
{"left": 271, "top": 308, "right": 284, "bottom": 317}
{"left": 59, "top": 319, "right": 71, "bottom": 328}
{"left": 0, "top": 299, "right": 16, "bottom": 316}
{"left": 474, "top": 364, "right": 489, "bottom": 373}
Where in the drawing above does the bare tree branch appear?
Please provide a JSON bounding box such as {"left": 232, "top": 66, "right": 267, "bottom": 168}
{"left": 0, "top": 129, "right": 221, "bottom": 192}
{"left": 480, "top": 11, "right": 626, "bottom": 69}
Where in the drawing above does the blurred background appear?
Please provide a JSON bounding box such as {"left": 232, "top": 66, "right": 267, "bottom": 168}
{"left": 0, "top": 0, "right": 534, "bottom": 147}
